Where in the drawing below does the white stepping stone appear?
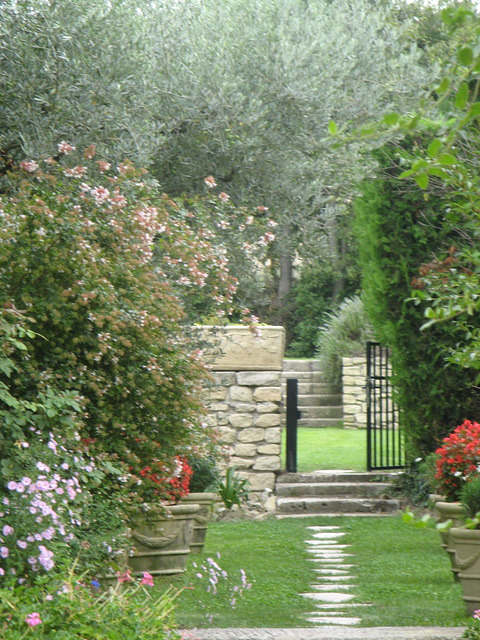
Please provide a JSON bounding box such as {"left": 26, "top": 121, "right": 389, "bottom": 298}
{"left": 310, "top": 532, "right": 346, "bottom": 539}
{"left": 314, "top": 569, "right": 353, "bottom": 575}
{"left": 307, "top": 526, "right": 342, "bottom": 531}
{"left": 306, "top": 541, "right": 350, "bottom": 548}
{"left": 311, "top": 584, "right": 357, "bottom": 591}
{"left": 301, "top": 592, "right": 355, "bottom": 602}
{"left": 307, "top": 557, "right": 353, "bottom": 563}
{"left": 305, "top": 616, "right": 361, "bottom": 625}
{"left": 314, "top": 603, "right": 372, "bottom": 609}
{"left": 316, "top": 575, "right": 355, "bottom": 581}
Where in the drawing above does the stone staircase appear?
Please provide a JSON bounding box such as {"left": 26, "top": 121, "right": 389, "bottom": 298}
{"left": 282, "top": 360, "right": 343, "bottom": 429}
{"left": 275, "top": 470, "right": 401, "bottom": 518}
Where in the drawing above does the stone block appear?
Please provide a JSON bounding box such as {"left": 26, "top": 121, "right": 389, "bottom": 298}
{"left": 210, "top": 402, "right": 229, "bottom": 412}
{"left": 235, "top": 443, "right": 257, "bottom": 457}
{"left": 253, "top": 387, "right": 283, "bottom": 402}
{"left": 199, "top": 325, "right": 285, "bottom": 371}
{"left": 257, "top": 443, "right": 281, "bottom": 455}
{"left": 236, "top": 428, "right": 265, "bottom": 443}
{"left": 218, "top": 427, "right": 237, "bottom": 444}
{"left": 217, "top": 414, "right": 229, "bottom": 426}
{"left": 231, "top": 456, "right": 254, "bottom": 468}
{"left": 229, "top": 402, "right": 256, "bottom": 413}
{"left": 212, "top": 372, "right": 236, "bottom": 386}
{"left": 236, "top": 371, "right": 282, "bottom": 386}
{"left": 203, "top": 414, "right": 218, "bottom": 427}
{"left": 242, "top": 471, "right": 276, "bottom": 492}
{"left": 253, "top": 413, "right": 281, "bottom": 427}
{"left": 228, "top": 414, "right": 253, "bottom": 429}
{"left": 256, "top": 402, "right": 280, "bottom": 414}
{"left": 229, "top": 386, "right": 253, "bottom": 402}
{"left": 253, "top": 455, "right": 281, "bottom": 471}
{"left": 264, "top": 427, "right": 282, "bottom": 443}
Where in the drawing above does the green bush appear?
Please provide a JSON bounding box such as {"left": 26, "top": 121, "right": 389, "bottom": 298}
{"left": 315, "top": 295, "right": 375, "bottom": 384}
{"left": 354, "top": 138, "right": 480, "bottom": 456}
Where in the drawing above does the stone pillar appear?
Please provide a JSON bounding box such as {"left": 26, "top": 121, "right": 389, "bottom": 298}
{"left": 342, "top": 356, "right": 367, "bottom": 428}
{"left": 201, "top": 326, "right": 285, "bottom": 508}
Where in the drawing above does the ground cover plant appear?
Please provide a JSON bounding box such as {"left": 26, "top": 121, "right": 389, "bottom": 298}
{"left": 281, "top": 427, "right": 367, "bottom": 472}
{"left": 174, "top": 516, "right": 467, "bottom": 628}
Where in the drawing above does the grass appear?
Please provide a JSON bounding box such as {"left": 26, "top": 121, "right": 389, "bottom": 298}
{"left": 281, "top": 427, "right": 367, "bottom": 472}
{"left": 170, "top": 516, "right": 467, "bottom": 629}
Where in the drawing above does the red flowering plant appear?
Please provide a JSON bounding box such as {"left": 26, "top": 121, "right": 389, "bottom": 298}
{"left": 435, "top": 420, "right": 480, "bottom": 502}
{"left": 139, "top": 455, "right": 193, "bottom": 504}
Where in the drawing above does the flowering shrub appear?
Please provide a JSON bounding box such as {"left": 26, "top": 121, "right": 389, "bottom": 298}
{"left": 0, "top": 145, "right": 272, "bottom": 507}
{"left": 464, "top": 609, "right": 480, "bottom": 640}
{"left": 435, "top": 420, "right": 480, "bottom": 501}
{"left": 0, "top": 559, "right": 178, "bottom": 639}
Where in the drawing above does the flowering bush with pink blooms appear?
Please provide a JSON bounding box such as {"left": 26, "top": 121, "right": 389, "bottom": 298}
{"left": 435, "top": 419, "right": 480, "bottom": 501}
{"left": 0, "top": 145, "right": 272, "bottom": 512}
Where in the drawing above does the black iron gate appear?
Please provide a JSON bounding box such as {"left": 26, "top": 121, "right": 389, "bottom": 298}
{"left": 366, "top": 341, "right": 405, "bottom": 471}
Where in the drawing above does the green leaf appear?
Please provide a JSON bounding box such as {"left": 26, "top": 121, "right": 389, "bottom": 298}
{"left": 414, "top": 173, "right": 429, "bottom": 189}
{"left": 426, "top": 166, "right": 449, "bottom": 179}
{"left": 436, "top": 77, "right": 450, "bottom": 94}
{"left": 402, "top": 509, "right": 414, "bottom": 523}
{"left": 438, "top": 153, "right": 456, "bottom": 166}
{"left": 384, "top": 112, "right": 399, "bottom": 126}
{"left": 467, "top": 103, "right": 480, "bottom": 119}
{"left": 399, "top": 169, "right": 415, "bottom": 179}
{"left": 328, "top": 120, "right": 337, "bottom": 135}
{"left": 458, "top": 47, "right": 473, "bottom": 66}
{"left": 427, "top": 139, "right": 442, "bottom": 158}
{"left": 456, "top": 82, "right": 469, "bottom": 109}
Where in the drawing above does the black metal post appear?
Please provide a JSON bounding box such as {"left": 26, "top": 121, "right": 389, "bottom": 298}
{"left": 286, "top": 378, "right": 300, "bottom": 473}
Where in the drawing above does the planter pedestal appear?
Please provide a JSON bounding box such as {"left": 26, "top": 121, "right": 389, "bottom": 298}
{"left": 182, "top": 492, "right": 217, "bottom": 555}
{"left": 128, "top": 503, "right": 200, "bottom": 577}
{"left": 433, "top": 501, "right": 465, "bottom": 583}
{"left": 450, "top": 527, "right": 480, "bottom": 616}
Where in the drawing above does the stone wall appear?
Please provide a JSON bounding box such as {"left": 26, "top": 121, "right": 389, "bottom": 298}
{"left": 342, "top": 356, "right": 367, "bottom": 428}
{"left": 202, "top": 326, "right": 285, "bottom": 507}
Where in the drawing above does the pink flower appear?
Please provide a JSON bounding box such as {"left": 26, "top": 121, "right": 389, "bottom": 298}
{"left": 97, "top": 160, "right": 111, "bottom": 172}
{"left": 140, "top": 572, "right": 154, "bottom": 586}
{"left": 204, "top": 175, "right": 217, "bottom": 188}
{"left": 117, "top": 569, "right": 132, "bottom": 583}
{"left": 17, "top": 540, "right": 28, "bottom": 549}
{"left": 20, "top": 160, "right": 39, "bottom": 172}
{"left": 2, "top": 525, "right": 14, "bottom": 536}
{"left": 474, "top": 609, "right": 480, "bottom": 620}
{"left": 58, "top": 141, "right": 75, "bottom": 154}
{"left": 218, "top": 192, "right": 230, "bottom": 203}
{"left": 1, "top": 546, "right": 9, "bottom": 558}
{"left": 25, "top": 612, "right": 42, "bottom": 627}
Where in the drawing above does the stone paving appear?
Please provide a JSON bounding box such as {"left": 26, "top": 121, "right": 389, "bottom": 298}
{"left": 178, "top": 627, "right": 464, "bottom": 639}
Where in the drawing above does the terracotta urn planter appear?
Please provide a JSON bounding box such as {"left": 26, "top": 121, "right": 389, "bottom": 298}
{"left": 450, "top": 527, "right": 480, "bottom": 616}
{"left": 127, "top": 502, "right": 200, "bottom": 577}
{"left": 182, "top": 492, "right": 218, "bottom": 554}
{"left": 433, "top": 501, "right": 465, "bottom": 582}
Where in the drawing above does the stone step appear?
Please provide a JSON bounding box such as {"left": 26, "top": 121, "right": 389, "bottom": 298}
{"left": 276, "top": 481, "right": 392, "bottom": 498}
{"left": 276, "top": 496, "right": 401, "bottom": 515}
{"left": 299, "top": 406, "right": 343, "bottom": 419}
{"left": 297, "top": 418, "right": 343, "bottom": 428}
{"left": 295, "top": 382, "right": 342, "bottom": 395}
{"left": 276, "top": 471, "right": 400, "bottom": 484}
{"left": 283, "top": 360, "right": 315, "bottom": 372}
{"left": 297, "top": 394, "right": 343, "bottom": 408}
{"left": 282, "top": 371, "right": 327, "bottom": 383}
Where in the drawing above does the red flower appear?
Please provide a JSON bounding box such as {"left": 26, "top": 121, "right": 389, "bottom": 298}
{"left": 435, "top": 420, "right": 480, "bottom": 501}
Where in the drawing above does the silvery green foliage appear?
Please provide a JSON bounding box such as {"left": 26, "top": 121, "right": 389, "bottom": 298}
{"left": 0, "top": 0, "right": 163, "bottom": 166}
{"left": 1, "top": 0, "right": 435, "bottom": 259}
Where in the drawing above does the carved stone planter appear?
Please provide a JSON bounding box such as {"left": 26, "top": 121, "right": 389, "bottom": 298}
{"left": 433, "top": 501, "right": 465, "bottom": 583}
{"left": 450, "top": 527, "right": 480, "bottom": 616}
{"left": 127, "top": 503, "right": 200, "bottom": 577}
{"left": 182, "top": 492, "right": 218, "bottom": 554}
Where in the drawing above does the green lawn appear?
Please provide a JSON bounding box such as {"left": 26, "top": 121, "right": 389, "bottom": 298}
{"left": 281, "top": 426, "right": 367, "bottom": 472}
{"left": 172, "top": 516, "right": 466, "bottom": 629}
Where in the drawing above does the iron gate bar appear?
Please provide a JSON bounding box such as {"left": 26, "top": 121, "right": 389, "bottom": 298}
{"left": 366, "top": 341, "right": 405, "bottom": 471}
{"left": 285, "top": 378, "right": 300, "bottom": 473}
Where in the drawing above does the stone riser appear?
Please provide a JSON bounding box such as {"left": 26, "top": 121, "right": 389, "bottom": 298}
{"left": 300, "top": 407, "right": 343, "bottom": 419}
{"left": 277, "top": 471, "right": 400, "bottom": 484}
{"left": 276, "top": 497, "right": 400, "bottom": 515}
{"left": 297, "top": 418, "right": 343, "bottom": 428}
{"left": 276, "top": 482, "right": 392, "bottom": 498}
{"left": 296, "top": 394, "right": 343, "bottom": 407}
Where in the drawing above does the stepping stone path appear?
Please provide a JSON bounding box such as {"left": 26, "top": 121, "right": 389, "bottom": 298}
{"left": 301, "top": 525, "right": 370, "bottom": 626}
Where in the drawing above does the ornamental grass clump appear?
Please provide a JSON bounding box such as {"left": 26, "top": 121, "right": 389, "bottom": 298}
{"left": 435, "top": 419, "right": 480, "bottom": 502}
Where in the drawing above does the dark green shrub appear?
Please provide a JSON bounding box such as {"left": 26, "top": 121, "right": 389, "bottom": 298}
{"left": 461, "top": 477, "right": 480, "bottom": 521}
{"left": 354, "top": 138, "right": 480, "bottom": 456}
{"left": 188, "top": 456, "right": 220, "bottom": 493}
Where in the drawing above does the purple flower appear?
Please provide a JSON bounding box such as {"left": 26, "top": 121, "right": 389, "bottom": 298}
{"left": 91, "top": 579, "right": 101, "bottom": 590}
{"left": 17, "top": 540, "right": 28, "bottom": 549}
{"left": 1, "top": 546, "right": 9, "bottom": 558}
{"left": 2, "top": 525, "right": 14, "bottom": 536}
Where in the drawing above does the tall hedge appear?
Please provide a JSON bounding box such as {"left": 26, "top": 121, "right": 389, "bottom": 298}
{"left": 354, "top": 139, "right": 480, "bottom": 456}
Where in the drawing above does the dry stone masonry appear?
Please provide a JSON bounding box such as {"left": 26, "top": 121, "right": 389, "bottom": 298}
{"left": 342, "top": 356, "right": 367, "bottom": 429}
{"left": 202, "top": 326, "right": 285, "bottom": 506}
